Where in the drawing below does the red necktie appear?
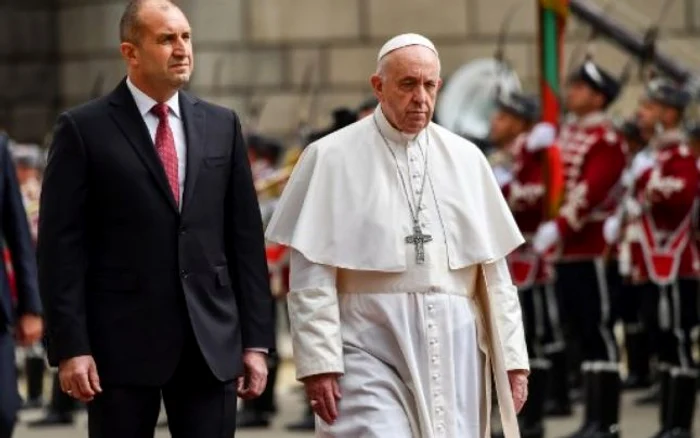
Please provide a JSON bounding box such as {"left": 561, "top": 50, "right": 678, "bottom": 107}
{"left": 151, "top": 103, "right": 179, "bottom": 207}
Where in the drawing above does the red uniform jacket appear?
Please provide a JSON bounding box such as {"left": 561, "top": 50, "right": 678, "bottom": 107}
{"left": 628, "top": 130, "right": 700, "bottom": 284}
{"left": 502, "top": 134, "right": 555, "bottom": 287}
{"left": 554, "top": 112, "right": 626, "bottom": 260}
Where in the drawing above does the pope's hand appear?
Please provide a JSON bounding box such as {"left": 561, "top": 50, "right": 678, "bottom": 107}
{"left": 532, "top": 221, "right": 560, "bottom": 254}
{"left": 526, "top": 122, "right": 556, "bottom": 152}
{"left": 302, "top": 373, "right": 342, "bottom": 425}
{"left": 237, "top": 351, "right": 269, "bottom": 400}
{"left": 508, "top": 370, "right": 529, "bottom": 413}
{"left": 59, "top": 355, "right": 102, "bottom": 403}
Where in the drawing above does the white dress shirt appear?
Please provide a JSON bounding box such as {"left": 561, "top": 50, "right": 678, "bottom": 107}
{"left": 126, "top": 77, "right": 187, "bottom": 209}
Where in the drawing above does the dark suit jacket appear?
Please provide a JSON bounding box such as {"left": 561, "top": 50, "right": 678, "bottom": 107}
{"left": 0, "top": 135, "right": 42, "bottom": 333}
{"left": 37, "top": 79, "right": 274, "bottom": 386}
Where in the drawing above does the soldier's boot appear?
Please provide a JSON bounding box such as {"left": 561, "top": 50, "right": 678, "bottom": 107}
{"left": 544, "top": 348, "right": 572, "bottom": 417}
{"left": 589, "top": 362, "right": 621, "bottom": 438}
{"left": 237, "top": 352, "right": 279, "bottom": 428}
{"left": 648, "top": 366, "right": 673, "bottom": 438}
{"left": 656, "top": 367, "right": 698, "bottom": 438}
{"left": 27, "top": 374, "right": 75, "bottom": 427}
{"left": 559, "top": 362, "right": 600, "bottom": 438}
{"left": 21, "top": 356, "right": 45, "bottom": 409}
{"left": 286, "top": 404, "right": 315, "bottom": 431}
{"left": 622, "top": 325, "right": 651, "bottom": 390}
{"left": 636, "top": 363, "right": 668, "bottom": 405}
{"left": 492, "top": 359, "right": 550, "bottom": 438}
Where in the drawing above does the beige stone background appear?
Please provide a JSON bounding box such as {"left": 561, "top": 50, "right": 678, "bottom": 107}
{"left": 2, "top": 0, "right": 700, "bottom": 143}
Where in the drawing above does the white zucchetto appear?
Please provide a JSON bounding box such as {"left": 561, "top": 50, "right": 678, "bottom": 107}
{"left": 377, "top": 33, "right": 438, "bottom": 61}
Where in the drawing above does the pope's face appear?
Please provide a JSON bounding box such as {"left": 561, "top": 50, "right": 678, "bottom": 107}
{"left": 371, "top": 46, "right": 442, "bottom": 134}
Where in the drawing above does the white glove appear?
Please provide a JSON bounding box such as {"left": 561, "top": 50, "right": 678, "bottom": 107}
{"left": 630, "top": 152, "right": 654, "bottom": 180}
{"left": 532, "top": 221, "right": 560, "bottom": 254}
{"left": 493, "top": 166, "right": 514, "bottom": 188}
{"left": 620, "top": 169, "right": 634, "bottom": 189}
{"left": 624, "top": 197, "right": 642, "bottom": 218}
{"left": 603, "top": 216, "right": 621, "bottom": 244}
{"left": 526, "top": 122, "right": 557, "bottom": 152}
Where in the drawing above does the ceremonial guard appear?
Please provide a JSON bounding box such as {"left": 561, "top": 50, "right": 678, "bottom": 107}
{"left": 604, "top": 119, "right": 655, "bottom": 393}
{"left": 488, "top": 92, "right": 564, "bottom": 438}
{"left": 626, "top": 79, "right": 699, "bottom": 438}
{"left": 533, "top": 61, "right": 626, "bottom": 437}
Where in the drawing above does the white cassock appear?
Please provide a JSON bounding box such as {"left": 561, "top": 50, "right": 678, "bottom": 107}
{"left": 266, "top": 106, "right": 529, "bottom": 438}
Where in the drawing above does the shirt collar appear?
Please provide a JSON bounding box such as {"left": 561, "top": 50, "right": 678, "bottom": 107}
{"left": 373, "top": 105, "right": 426, "bottom": 145}
{"left": 653, "top": 127, "right": 686, "bottom": 149}
{"left": 126, "top": 76, "right": 181, "bottom": 119}
{"left": 576, "top": 111, "right": 609, "bottom": 128}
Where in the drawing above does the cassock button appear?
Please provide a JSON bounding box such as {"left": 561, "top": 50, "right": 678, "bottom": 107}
{"left": 428, "top": 304, "right": 434, "bottom": 311}
{"left": 180, "top": 269, "right": 189, "bottom": 279}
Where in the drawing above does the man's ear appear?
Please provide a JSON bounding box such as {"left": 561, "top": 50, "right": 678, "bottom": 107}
{"left": 370, "top": 74, "right": 383, "bottom": 101}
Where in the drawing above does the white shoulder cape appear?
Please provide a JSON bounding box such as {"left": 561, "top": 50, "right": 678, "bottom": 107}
{"left": 265, "top": 109, "right": 524, "bottom": 272}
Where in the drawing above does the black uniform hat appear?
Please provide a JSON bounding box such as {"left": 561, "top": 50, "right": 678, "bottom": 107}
{"left": 306, "top": 107, "right": 358, "bottom": 144}
{"left": 496, "top": 91, "right": 540, "bottom": 123}
{"left": 568, "top": 61, "right": 621, "bottom": 104}
{"left": 645, "top": 78, "right": 691, "bottom": 110}
{"left": 357, "top": 96, "right": 379, "bottom": 114}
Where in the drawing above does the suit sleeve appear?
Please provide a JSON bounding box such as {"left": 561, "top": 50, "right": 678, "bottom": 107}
{"left": 483, "top": 258, "right": 529, "bottom": 372}
{"left": 225, "top": 112, "right": 275, "bottom": 351}
{"left": 37, "top": 113, "right": 90, "bottom": 365}
{"left": 556, "top": 138, "right": 625, "bottom": 238}
{"left": 0, "top": 139, "right": 41, "bottom": 317}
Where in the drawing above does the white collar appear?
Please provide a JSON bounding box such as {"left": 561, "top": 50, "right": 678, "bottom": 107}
{"left": 126, "top": 77, "right": 181, "bottom": 119}
{"left": 373, "top": 105, "right": 427, "bottom": 145}
{"left": 576, "top": 111, "right": 608, "bottom": 128}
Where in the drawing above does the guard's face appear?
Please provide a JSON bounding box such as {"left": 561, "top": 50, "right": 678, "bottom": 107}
{"left": 371, "top": 46, "right": 443, "bottom": 134}
{"left": 121, "top": 3, "right": 193, "bottom": 89}
{"left": 636, "top": 98, "right": 663, "bottom": 131}
{"left": 489, "top": 110, "right": 526, "bottom": 146}
{"left": 565, "top": 81, "right": 599, "bottom": 114}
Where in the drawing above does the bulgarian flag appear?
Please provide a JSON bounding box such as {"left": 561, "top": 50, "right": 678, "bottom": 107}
{"left": 538, "top": 0, "right": 568, "bottom": 219}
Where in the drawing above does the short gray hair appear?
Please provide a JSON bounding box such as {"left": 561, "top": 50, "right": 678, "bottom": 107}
{"left": 119, "top": 0, "right": 175, "bottom": 44}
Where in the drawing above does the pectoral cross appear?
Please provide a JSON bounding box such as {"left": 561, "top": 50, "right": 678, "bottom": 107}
{"left": 405, "top": 223, "right": 432, "bottom": 264}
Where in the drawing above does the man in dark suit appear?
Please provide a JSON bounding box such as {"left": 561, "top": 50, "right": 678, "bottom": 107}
{"left": 37, "top": 1, "right": 274, "bottom": 437}
{"left": 0, "top": 133, "right": 44, "bottom": 438}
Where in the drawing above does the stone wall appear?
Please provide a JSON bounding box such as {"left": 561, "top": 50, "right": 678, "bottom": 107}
{"left": 0, "top": 0, "right": 59, "bottom": 142}
{"left": 4, "top": 0, "right": 700, "bottom": 142}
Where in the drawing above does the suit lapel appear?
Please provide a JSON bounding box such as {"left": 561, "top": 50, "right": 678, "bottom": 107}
{"left": 180, "top": 92, "right": 206, "bottom": 213}
{"left": 108, "top": 79, "right": 178, "bottom": 212}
